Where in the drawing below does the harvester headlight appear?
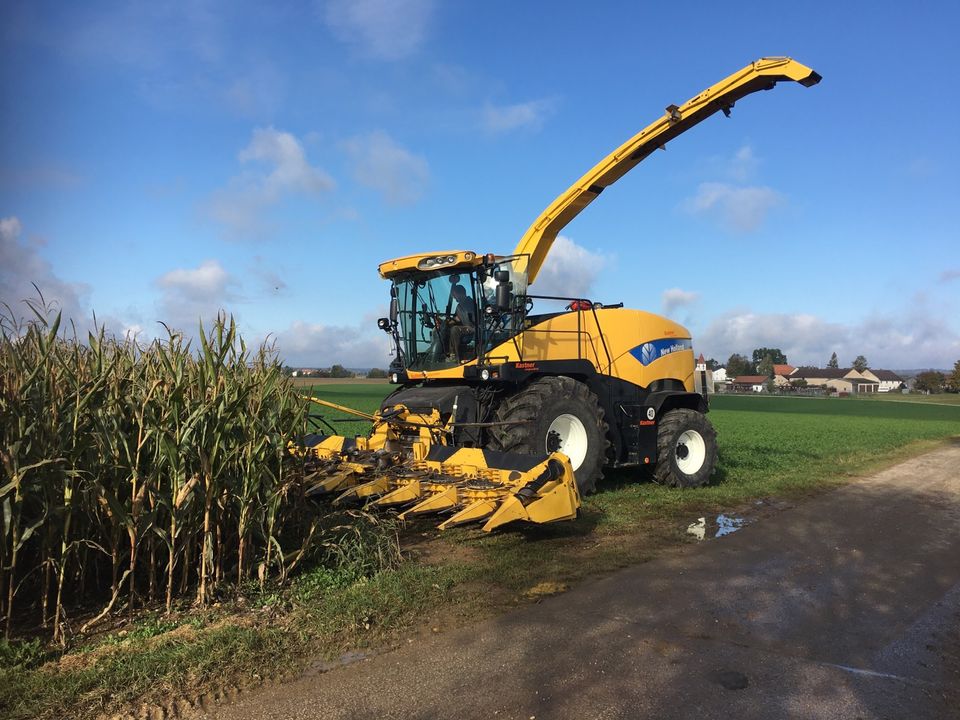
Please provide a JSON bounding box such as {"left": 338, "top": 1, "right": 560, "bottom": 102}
{"left": 391, "top": 372, "right": 399, "bottom": 384}
{"left": 480, "top": 368, "right": 491, "bottom": 381}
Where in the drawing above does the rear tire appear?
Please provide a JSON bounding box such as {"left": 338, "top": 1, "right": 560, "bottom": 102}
{"left": 653, "top": 409, "right": 717, "bottom": 488}
{"left": 490, "top": 377, "right": 609, "bottom": 495}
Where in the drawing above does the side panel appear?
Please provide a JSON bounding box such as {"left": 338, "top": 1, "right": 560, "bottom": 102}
{"left": 490, "top": 308, "right": 697, "bottom": 390}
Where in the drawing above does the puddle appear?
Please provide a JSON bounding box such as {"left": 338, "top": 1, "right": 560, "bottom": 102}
{"left": 686, "top": 514, "right": 747, "bottom": 541}
{"left": 686, "top": 517, "right": 706, "bottom": 541}
{"left": 308, "top": 650, "right": 370, "bottom": 675}
{"left": 715, "top": 514, "right": 745, "bottom": 537}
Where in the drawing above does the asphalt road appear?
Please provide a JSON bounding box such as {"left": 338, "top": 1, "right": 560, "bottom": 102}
{"left": 204, "top": 442, "right": 960, "bottom": 720}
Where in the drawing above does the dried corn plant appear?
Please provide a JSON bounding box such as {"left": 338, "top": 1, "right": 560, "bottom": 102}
{"left": 0, "top": 299, "right": 398, "bottom": 642}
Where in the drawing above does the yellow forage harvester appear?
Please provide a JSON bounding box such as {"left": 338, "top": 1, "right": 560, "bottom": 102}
{"left": 297, "top": 398, "right": 579, "bottom": 532}
{"left": 294, "top": 58, "right": 820, "bottom": 533}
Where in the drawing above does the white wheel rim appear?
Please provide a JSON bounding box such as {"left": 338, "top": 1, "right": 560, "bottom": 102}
{"left": 676, "top": 429, "right": 706, "bottom": 475}
{"left": 545, "top": 413, "right": 589, "bottom": 470}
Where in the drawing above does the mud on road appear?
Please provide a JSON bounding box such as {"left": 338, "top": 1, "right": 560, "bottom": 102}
{"left": 184, "top": 442, "right": 960, "bottom": 720}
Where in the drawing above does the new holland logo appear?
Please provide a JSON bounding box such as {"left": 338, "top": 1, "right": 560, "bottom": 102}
{"left": 629, "top": 338, "right": 693, "bottom": 366}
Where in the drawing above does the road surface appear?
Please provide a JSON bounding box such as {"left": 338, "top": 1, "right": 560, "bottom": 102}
{"left": 203, "top": 442, "right": 960, "bottom": 719}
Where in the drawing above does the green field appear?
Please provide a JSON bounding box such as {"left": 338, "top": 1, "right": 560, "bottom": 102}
{"left": 5, "top": 389, "right": 959, "bottom": 719}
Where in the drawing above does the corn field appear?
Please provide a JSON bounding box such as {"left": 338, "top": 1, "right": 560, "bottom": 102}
{"left": 0, "top": 300, "right": 391, "bottom": 643}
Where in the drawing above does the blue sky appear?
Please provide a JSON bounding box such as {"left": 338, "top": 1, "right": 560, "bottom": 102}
{"left": 2, "top": 1, "right": 958, "bottom": 369}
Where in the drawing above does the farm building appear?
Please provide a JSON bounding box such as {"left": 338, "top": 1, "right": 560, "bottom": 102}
{"left": 855, "top": 368, "right": 906, "bottom": 392}
{"left": 790, "top": 367, "right": 849, "bottom": 385}
{"left": 826, "top": 377, "right": 880, "bottom": 394}
{"left": 786, "top": 366, "right": 903, "bottom": 393}
{"left": 731, "top": 375, "right": 768, "bottom": 392}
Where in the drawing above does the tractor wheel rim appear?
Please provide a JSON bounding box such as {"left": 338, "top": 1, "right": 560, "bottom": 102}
{"left": 676, "top": 429, "right": 706, "bottom": 475}
{"left": 546, "top": 414, "right": 589, "bottom": 470}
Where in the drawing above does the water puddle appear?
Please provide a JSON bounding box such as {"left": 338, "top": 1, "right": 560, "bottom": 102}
{"left": 715, "top": 514, "right": 745, "bottom": 537}
{"left": 687, "top": 514, "right": 747, "bottom": 541}
{"left": 308, "top": 649, "right": 370, "bottom": 675}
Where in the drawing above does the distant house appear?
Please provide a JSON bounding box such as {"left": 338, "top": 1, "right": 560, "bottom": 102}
{"left": 791, "top": 367, "right": 849, "bottom": 386}
{"left": 769, "top": 364, "right": 794, "bottom": 388}
{"left": 788, "top": 366, "right": 904, "bottom": 393}
{"left": 826, "top": 377, "right": 879, "bottom": 394}
{"left": 732, "top": 375, "right": 768, "bottom": 393}
{"left": 855, "top": 368, "right": 905, "bottom": 393}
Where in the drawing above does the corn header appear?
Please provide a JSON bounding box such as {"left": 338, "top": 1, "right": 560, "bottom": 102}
{"left": 297, "top": 397, "right": 579, "bottom": 532}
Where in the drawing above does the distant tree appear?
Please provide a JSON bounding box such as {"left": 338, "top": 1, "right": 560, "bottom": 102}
{"left": 947, "top": 360, "right": 960, "bottom": 393}
{"left": 827, "top": 352, "right": 839, "bottom": 369}
{"left": 315, "top": 368, "right": 331, "bottom": 378}
{"left": 329, "top": 364, "right": 353, "bottom": 378}
{"left": 757, "top": 354, "right": 775, "bottom": 379}
{"left": 852, "top": 355, "right": 868, "bottom": 372}
{"left": 726, "top": 353, "right": 753, "bottom": 378}
{"left": 790, "top": 378, "right": 808, "bottom": 389}
{"left": 764, "top": 378, "right": 776, "bottom": 393}
{"left": 914, "top": 370, "right": 946, "bottom": 394}
{"left": 752, "top": 347, "right": 787, "bottom": 365}
{"left": 367, "top": 368, "right": 388, "bottom": 379}
{"left": 705, "top": 358, "right": 721, "bottom": 371}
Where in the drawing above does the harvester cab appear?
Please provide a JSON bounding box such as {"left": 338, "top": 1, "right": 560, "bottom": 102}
{"left": 302, "top": 57, "right": 820, "bottom": 532}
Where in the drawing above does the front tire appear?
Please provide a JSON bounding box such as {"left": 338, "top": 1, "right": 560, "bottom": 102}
{"left": 653, "top": 409, "right": 717, "bottom": 488}
{"left": 490, "top": 377, "right": 609, "bottom": 495}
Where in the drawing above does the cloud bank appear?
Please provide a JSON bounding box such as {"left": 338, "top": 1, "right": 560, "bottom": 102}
{"left": 324, "top": 0, "right": 435, "bottom": 61}
{"left": 531, "top": 236, "right": 607, "bottom": 299}
{"left": 342, "top": 131, "right": 429, "bottom": 205}
{"left": 699, "top": 305, "right": 960, "bottom": 370}
{"left": 482, "top": 98, "right": 556, "bottom": 134}
{"left": 209, "top": 127, "right": 334, "bottom": 236}
{"left": 0, "top": 216, "right": 89, "bottom": 322}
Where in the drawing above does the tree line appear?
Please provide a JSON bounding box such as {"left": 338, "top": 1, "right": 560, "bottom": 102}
{"left": 914, "top": 362, "right": 960, "bottom": 393}
{"left": 710, "top": 351, "right": 960, "bottom": 394}
{"left": 283, "top": 365, "right": 389, "bottom": 379}
{"left": 709, "top": 348, "right": 868, "bottom": 379}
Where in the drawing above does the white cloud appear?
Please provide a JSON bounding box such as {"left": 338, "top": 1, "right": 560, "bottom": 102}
{"left": 154, "top": 259, "right": 239, "bottom": 331}
{"left": 728, "top": 144, "right": 759, "bottom": 182}
{"left": 683, "top": 145, "right": 783, "bottom": 233}
{"left": 683, "top": 182, "right": 782, "bottom": 233}
{"left": 224, "top": 63, "right": 287, "bottom": 118}
{"left": 238, "top": 127, "right": 334, "bottom": 196}
{"left": 323, "top": 0, "right": 435, "bottom": 61}
{"left": 342, "top": 131, "right": 429, "bottom": 205}
{"left": 699, "top": 305, "right": 960, "bottom": 370}
{"left": 208, "top": 127, "right": 334, "bottom": 236}
{"left": 530, "top": 236, "right": 607, "bottom": 299}
{"left": 273, "top": 319, "right": 391, "bottom": 368}
{"left": 662, "top": 288, "right": 699, "bottom": 317}
{"left": 482, "top": 98, "right": 555, "bottom": 134}
{"left": 0, "top": 216, "right": 89, "bottom": 322}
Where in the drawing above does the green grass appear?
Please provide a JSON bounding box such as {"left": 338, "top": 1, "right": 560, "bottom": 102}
{"left": 5, "top": 390, "right": 959, "bottom": 719}
{"left": 855, "top": 392, "right": 960, "bottom": 405}
{"left": 303, "top": 383, "right": 394, "bottom": 432}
